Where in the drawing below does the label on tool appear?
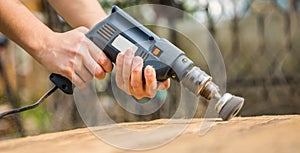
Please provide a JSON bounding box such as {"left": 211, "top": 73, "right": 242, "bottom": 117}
{"left": 112, "top": 34, "right": 138, "bottom": 52}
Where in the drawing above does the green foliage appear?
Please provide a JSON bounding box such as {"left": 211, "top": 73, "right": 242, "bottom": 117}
{"left": 21, "top": 102, "right": 52, "bottom": 133}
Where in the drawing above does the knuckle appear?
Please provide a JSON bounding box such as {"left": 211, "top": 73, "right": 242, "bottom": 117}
{"left": 125, "top": 60, "right": 132, "bottom": 66}
{"left": 74, "top": 33, "right": 86, "bottom": 45}
{"left": 146, "top": 77, "right": 155, "bottom": 83}
{"left": 132, "top": 68, "right": 140, "bottom": 75}
{"left": 145, "top": 72, "right": 154, "bottom": 78}
{"left": 131, "top": 82, "right": 140, "bottom": 89}
{"left": 77, "top": 31, "right": 86, "bottom": 39}
{"left": 100, "top": 57, "right": 110, "bottom": 66}
{"left": 68, "top": 59, "right": 76, "bottom": 67}
{"left": 96, "top": 58, "right": 102, "bottom": 65}
{"left": 63, "top": 67, "right": 73, "bottom": 79}
{"left": 69, "top": 48, "right": 80, "bottom": 57}
{"left": 75, "top": 51, "right": 84, "bottom": 59}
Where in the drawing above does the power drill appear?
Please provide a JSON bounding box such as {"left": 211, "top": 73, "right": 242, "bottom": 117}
{"left": 50, "top": 6, "right": 244, "bottom": 121}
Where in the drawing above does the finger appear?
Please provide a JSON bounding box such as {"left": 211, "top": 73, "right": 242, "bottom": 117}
{"left": 116, "top": 52, "right": 124, "bottom": 89}
{"left": 95, "top": 66, "right": 106, "bottom": 80}
{"left": 157, "top": 79, "right": 171, "bottom": 90}
{"left": 79, "top": 44, "right": 105, "bottom": 80}
{"left": 75, "top": 65, "right": 93, "bottom": 82}
{"left": 77, "top": 44, "right": 96, "bottom": 79}
{"left": 130, "top": 56, "right": 144, "bottom": 99}
{"left": 144, "top": 65, "right": 157, "bottom": 98}
{"left": 85, "top": 38, "right": 113, "bottom": 73}
{"left": 122, "top": 49, "right": 135, "bottom": 94}
{"left": 72, "top": 73, "right": 86, "bottom": 88}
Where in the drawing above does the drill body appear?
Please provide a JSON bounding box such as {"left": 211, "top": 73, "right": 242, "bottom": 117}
{"left": 87, "top": 6, "right": 191, "bottom": 81}
{"left": 86, "top": 6, "right": 212, "bottom": 98}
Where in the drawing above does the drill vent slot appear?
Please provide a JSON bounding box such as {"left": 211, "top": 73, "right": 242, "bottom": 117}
{"left": 140, "top": 51, "right": 149, "bottom": 60}
{"left": 97, "top": 23, "right": 116, "bottom": 41}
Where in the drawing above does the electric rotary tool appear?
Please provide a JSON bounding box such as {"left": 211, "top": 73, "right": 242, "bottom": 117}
{"left": 0, "top": 6, "right": 244, "bottom": 121}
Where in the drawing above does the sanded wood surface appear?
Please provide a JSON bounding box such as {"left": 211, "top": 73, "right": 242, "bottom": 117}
{"left": 0, "top": 115, "right": 299, "bottom": 153}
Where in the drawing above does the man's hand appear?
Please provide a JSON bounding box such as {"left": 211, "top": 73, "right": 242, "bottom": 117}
{"left": 37, "top": 27, "right": 113, "bottom": 88}
{"left": 35, "top": 27, "right": 170, "bottom": 99}
{"left": 0, "top": 0, "right": 169, "bottom": 99}
{"left": 116, "top": 49, "right": 170, "bottom": 99}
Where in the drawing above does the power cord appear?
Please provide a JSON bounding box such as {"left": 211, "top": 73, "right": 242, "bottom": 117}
{"left": 0, "top": 86, "right": 58, "bottom": 119}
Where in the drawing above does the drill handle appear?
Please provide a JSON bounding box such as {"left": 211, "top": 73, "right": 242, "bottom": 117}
{"left": 49, "top": 73, "right": 74, "bottom": 94}
{"left": 142, "top": 60, "right": 172, "bottom": 82}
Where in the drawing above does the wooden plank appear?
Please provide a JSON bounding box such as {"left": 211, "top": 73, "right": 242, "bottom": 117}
{"left": 0, "top": 115, "right": 299, "bottom": 153}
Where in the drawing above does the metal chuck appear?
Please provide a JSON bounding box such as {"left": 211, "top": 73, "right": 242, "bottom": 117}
{"left": 181, "top": 66, "right": 244, "bottom": 120}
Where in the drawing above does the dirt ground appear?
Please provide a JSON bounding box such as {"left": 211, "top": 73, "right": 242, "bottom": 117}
{"left": 0, "top": 115, "right": 299, "bottom": 153}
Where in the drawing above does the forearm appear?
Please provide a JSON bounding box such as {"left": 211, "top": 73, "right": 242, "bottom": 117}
{"left": 48, "top": 0, "right": 107, "bottom": 29}
{"left": 0, "top": 0, "right": 52, "bottom": 57}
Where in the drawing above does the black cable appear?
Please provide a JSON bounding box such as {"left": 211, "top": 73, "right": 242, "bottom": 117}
{"left": 0, "top": 86, "right": 58, "bottom": 119}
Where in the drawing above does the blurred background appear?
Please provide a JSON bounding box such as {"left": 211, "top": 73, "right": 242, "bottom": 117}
{"left": 0, "top": 0, "right": 299, "bottom": 140}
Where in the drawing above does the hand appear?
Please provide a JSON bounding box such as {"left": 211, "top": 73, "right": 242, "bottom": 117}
{"left": 36, "top": 27, "right": 113, "bottom": 88}
{"left": 116, "top": 49, "right": 170, "bottom": 99}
